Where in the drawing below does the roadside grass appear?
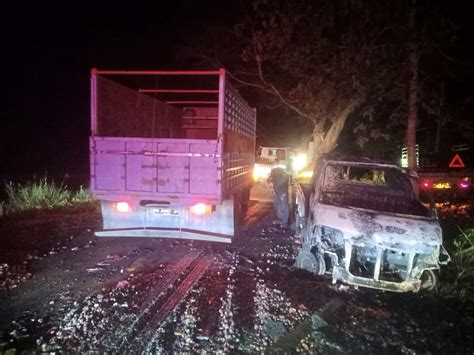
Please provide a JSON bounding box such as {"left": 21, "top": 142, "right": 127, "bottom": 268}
{"left": 71, "top": 185, "right": 93, "bottom": 204}
{"left": 1, "top": 176, "right": 93, "bottom": 215}
{"left": 442, "top": 226, "right": 474, "bottom": 303}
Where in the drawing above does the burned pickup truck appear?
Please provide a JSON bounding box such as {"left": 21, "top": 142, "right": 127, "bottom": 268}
{"left": 294, "top": 154, "right": 450, "bottom": 292}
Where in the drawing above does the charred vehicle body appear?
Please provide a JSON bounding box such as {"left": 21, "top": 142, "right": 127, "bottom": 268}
{"left": 295, "top": 154, "right": 450, "bottom": 292}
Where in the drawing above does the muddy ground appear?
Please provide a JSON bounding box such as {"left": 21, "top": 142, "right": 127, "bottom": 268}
{"left": 0, "top": 188, "right": 473, "bottom": 353}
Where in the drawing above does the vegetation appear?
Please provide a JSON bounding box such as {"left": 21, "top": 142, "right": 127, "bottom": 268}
{"left": 195, "top": 0, "right": 472, "bottom": 165}
{"left": 442, "top": 227, "right": 474, "bottom": 303}
{"left": 224, "top": 0, "right": 407, "bottom": 164}
{"left": 1, "top": 177, "right": 93, "bottom": 215}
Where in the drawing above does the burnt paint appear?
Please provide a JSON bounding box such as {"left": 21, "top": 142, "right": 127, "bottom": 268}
{"left": 348, "top": 211, "right": 383, "bottom": 235}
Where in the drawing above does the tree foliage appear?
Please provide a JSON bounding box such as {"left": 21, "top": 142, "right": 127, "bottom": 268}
{"left": 193, "top": 0, "right": 473, "bottom": 162}
{"left": 220, "top": 0, "right": 412, "bottom": 162}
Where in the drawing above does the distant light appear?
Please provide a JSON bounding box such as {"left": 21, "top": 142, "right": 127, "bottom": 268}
{"left": 291, "top": 153, "right": 308, "bottom": 172}
{"left": 190, "top": 203, "right": 212, "bottom": 215}
{"left": 421, "top": 181, "right": 431, "bottom": 189}
{"left": 253, "top": 165, "right": 271, "bottom": 181}
{"left": 433, "top": 182, "right": 451, "bottom": 189}
{"left": 299, "top": 171, "right": 313, "bottom": 179}
{"left": 459, "top": 182, "right": 470, "bottom": 189}
{"left": 116, "top": 201, "right": 130, "bottom": 213}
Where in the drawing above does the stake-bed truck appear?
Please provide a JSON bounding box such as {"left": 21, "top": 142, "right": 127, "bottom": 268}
{"left": 90, "top": 69, "right": 256, "bottom": 243}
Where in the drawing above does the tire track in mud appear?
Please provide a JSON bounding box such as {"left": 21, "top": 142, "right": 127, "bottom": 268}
{"left": 46, "top": 248, "right": 206, "bottom": 352}
{"left": 119, "top": 251, "right": 214, "bottom": 353}
{"left": 101, "top": 249, "right": 205, "bottom": 350}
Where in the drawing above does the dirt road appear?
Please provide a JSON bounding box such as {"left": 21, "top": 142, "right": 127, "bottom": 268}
{"left": 0, "top": 185, "right": 472, "bottom": 353}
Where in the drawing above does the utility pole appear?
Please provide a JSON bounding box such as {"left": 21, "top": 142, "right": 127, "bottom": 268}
{"left": 407, "top": 0, "right": 419, "bottom": 195}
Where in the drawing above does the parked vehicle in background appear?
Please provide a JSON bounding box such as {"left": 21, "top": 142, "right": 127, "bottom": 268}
{"left": 253, "top": 146, "right": 309, "bottom": 182}
{"left": 253, "top": 147, "right": 289, "bottom": 183}
{"left": 294, "top": 154, "right": 450, "bottom": 292}
{"left": 401, "top": 145, "right": 473, "bottom": 198}
{"left": 89, "top": 69, "right": 256, "bottom": 243}
{"left": 417, "top": 147, "right": 473, "bottom": 199}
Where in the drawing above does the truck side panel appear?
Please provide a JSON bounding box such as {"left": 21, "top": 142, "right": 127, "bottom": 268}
{"left": 221, "top": 82, "right": 256, "bottom": 198}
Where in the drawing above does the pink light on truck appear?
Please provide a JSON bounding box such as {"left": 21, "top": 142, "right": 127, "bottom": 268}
{"left": 190, "top": 203, "right": 212, "bottom": 215}
{"left": 116, "top": 202, "right": 131, "bottom": 213}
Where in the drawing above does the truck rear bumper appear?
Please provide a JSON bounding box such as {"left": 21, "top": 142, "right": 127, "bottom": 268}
{"left": 97, "top": 199, "right": 235, "bottom": 243}
{"left": 95, "top": 227, "right": 232, "bottom": 243}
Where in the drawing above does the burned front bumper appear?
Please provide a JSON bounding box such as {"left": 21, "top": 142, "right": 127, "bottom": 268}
{"left": 333, "top": 266, "right": 422, "bottom": 292}
{"left": 331, "top": 243, "right": 440, "bottom": 293}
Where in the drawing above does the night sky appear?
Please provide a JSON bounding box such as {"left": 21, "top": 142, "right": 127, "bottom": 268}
{"left": 2, "top": 1, "right": 242, "bottom": 177}
{"left": 2, "top": 1, "right": 474, "bottom": 178}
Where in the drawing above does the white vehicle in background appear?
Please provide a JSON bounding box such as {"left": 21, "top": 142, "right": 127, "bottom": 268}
{"left": 253, "top": 146, "right": 309, "bottom": 183}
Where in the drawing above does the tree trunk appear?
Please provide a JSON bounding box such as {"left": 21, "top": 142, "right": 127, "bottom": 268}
{"left": 407, "top": 0, "right": 419, "bottom": 197}
{"left": 309, "top": 100, "right": 360, "bottom": 171}
{"left": 311, "top": 123, "right": 325, "bottom": 167}
{"left": 407, "top": 42, "right": 418, "bottom": 172}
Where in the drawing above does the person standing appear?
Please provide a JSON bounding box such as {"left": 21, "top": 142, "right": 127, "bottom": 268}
{"left": 267, "top": 149, "right": 291, "bottom": 228}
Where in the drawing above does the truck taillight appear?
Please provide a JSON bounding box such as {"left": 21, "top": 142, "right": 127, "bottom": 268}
{"left": 116, "top": 201, "right": 131, "bottom": 213}
{"left": 190, "top": 203, "right": 213, "bottom": 215}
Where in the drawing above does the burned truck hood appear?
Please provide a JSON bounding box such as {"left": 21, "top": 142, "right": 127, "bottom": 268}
{"left": 314, "top": 203, "right": 442, "bottom": 254}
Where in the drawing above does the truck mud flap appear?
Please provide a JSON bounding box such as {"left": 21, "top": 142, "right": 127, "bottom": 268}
{"left": 95, "top": 227, "right": 233, "bottom": 243}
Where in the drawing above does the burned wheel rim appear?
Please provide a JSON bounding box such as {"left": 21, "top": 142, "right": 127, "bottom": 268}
{"left": 296, "top": 250, "right": 326, "bottom": 275}
{"left": 420, "top": 269, "right": 438, "bottom": 291}
{"left": 295, "top": 210, "right": 305, "bottom": 236}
